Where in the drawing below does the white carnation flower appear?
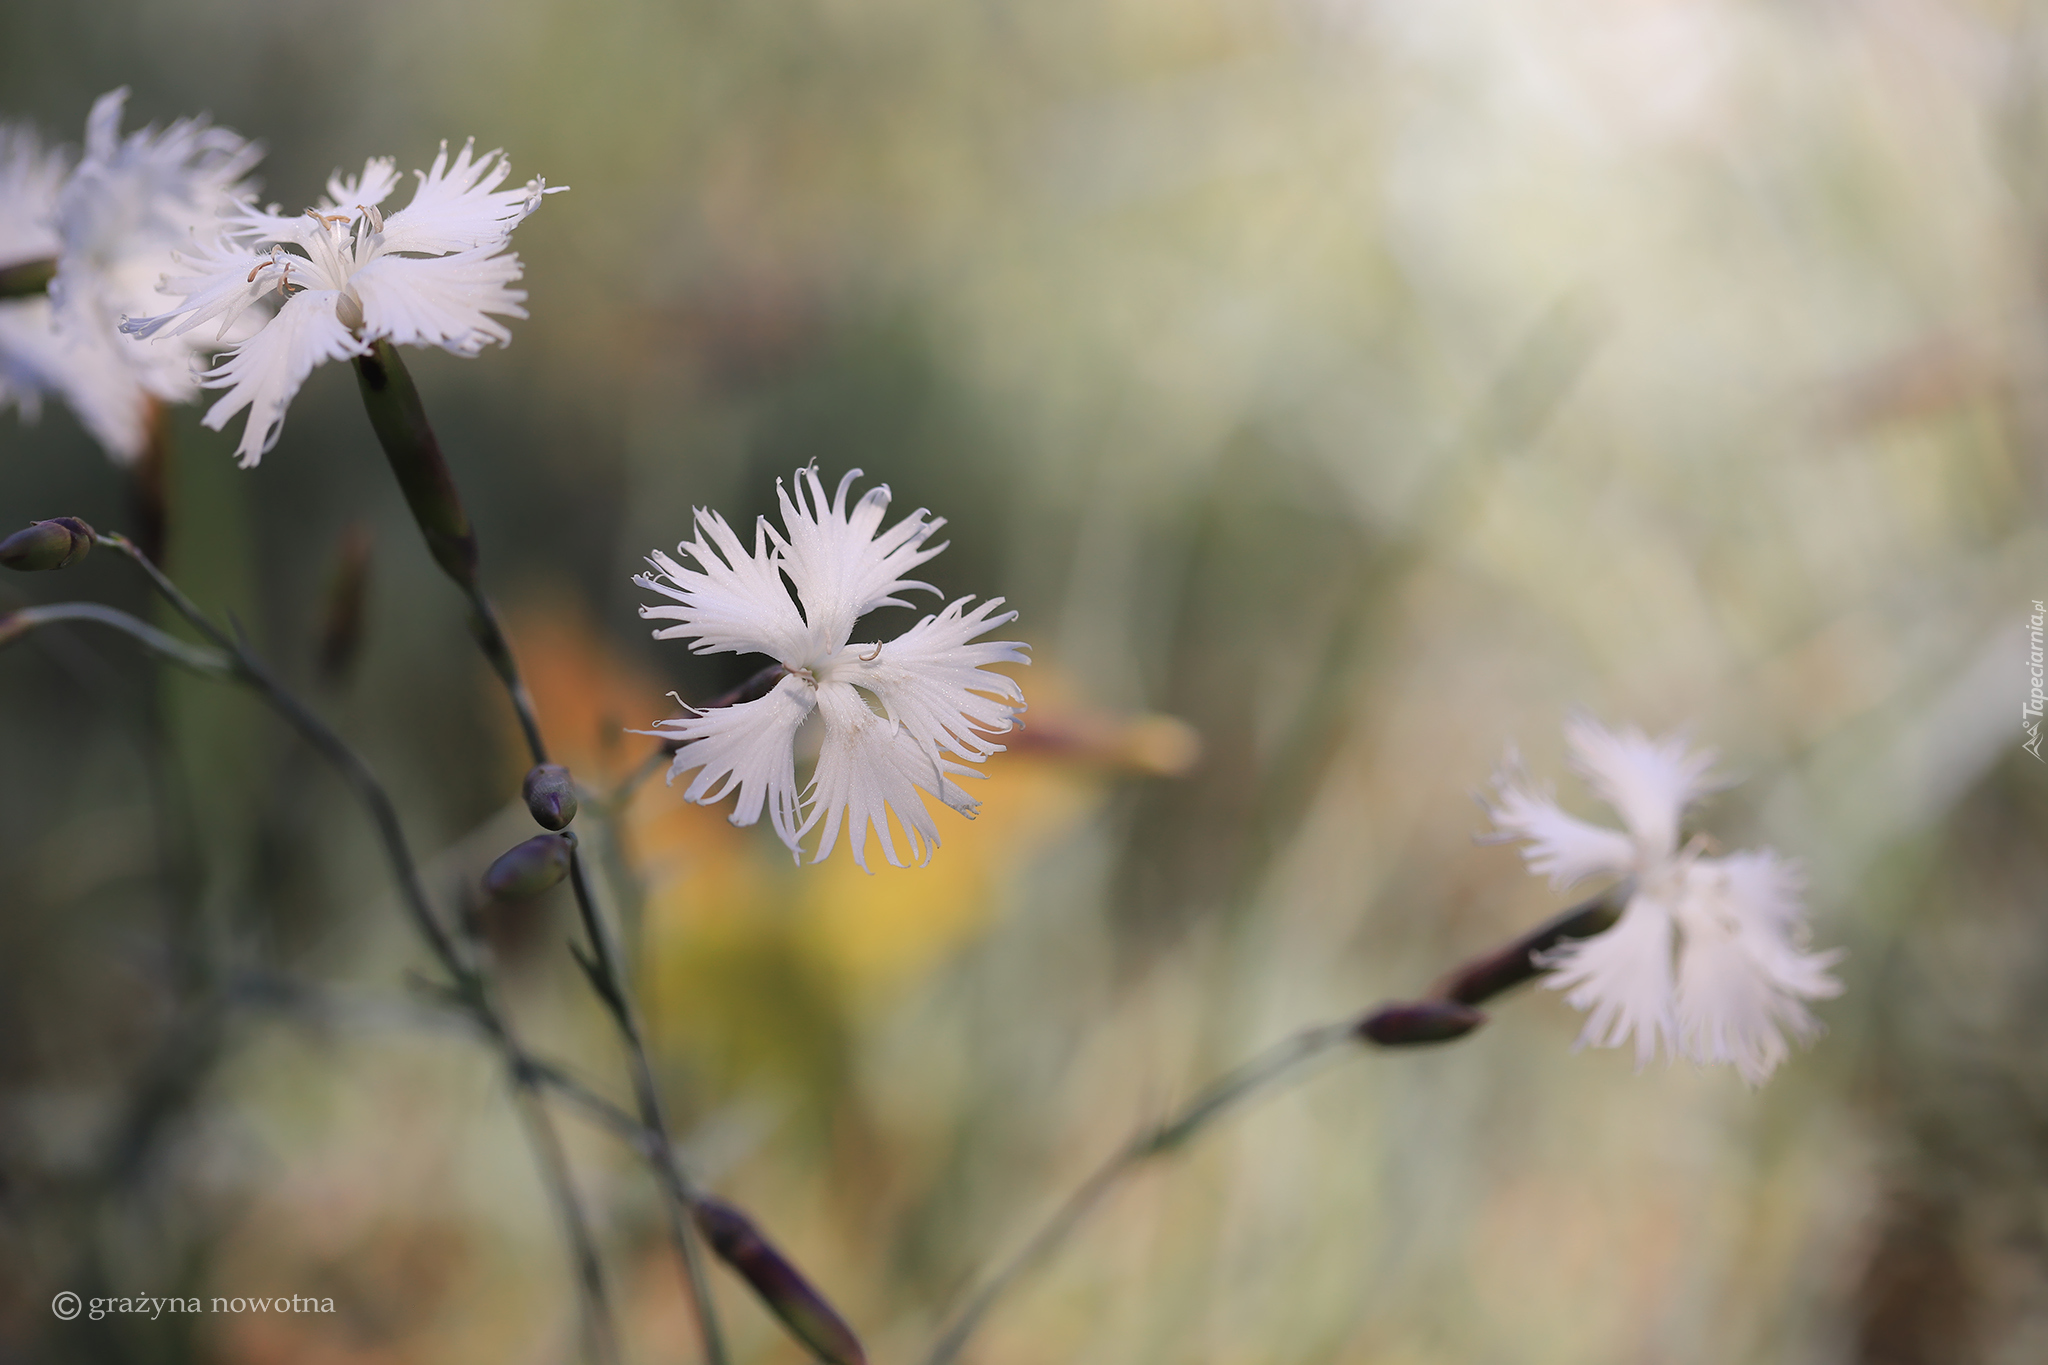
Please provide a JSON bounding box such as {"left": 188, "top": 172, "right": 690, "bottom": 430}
{"left": 124, "top": 137, "right": 564, "bottom": 467}
{"left": 52, "top": 88, "right": 262, "bottom": 461}
{"left": 1485, "top": 715, "right": 1841, "bottom": 1084}
{"left": 638, "top": 467, "right": 1029, "bottom": 871}
{"left": 2, "top": 90, "right": 262, "bottom": 463}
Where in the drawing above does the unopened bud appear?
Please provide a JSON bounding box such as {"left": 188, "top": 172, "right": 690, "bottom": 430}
{"left": 0, "top": 517, "right": 94, "bottom": 571}
{"left": 694, "top": 1196, "right": 866, "bottom": 1365}
{"left": 1357, "top": 999, "right": 1487, "bottom": 1047}
{"left": 522, "top": 764, "right": 578, "bottom": 830}
{"left": 483, "top": 832, "right": 574, "bottom": 899}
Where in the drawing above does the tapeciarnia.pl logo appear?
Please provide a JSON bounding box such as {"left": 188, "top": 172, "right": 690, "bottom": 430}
{"left": 2026, "top": 599, "right": 2044, "bottom": 762}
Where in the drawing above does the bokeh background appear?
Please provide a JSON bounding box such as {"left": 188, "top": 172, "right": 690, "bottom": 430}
{"left": 4, "top": 0, "right": 2047, "bottom": 1361}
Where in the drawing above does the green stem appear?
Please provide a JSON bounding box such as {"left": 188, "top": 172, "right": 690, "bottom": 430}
{"left": 0, "top": 255, "right": 55, "bottom": 299}
{"left": 346, "top": 348, "right": 729, "bottom": 1362}
{"left": 922, "top": 1020, "right": 1357, "bottom": 1365}
{"left": 349, "top": 340, "right": 550, "bottom": 763}
{"left": 89, "top": 532, "right": 620, "bottom": 1365}
{"left": 351, "top": 340, "right": 477, "bottom": 587}
{"left": 0, "top": 601, "right": 232, "bottom": 676}
{"left": 923, "top": 888, "right": 1629, "bottom": 1365}
{"left": 567, "top": 851, "right": 730, "bottom": 1365}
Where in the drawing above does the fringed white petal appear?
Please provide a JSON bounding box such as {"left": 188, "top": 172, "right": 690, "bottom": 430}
{"left": 834, "top": 596, "right": 1028, "bottom": 762}
{"left": 1565, "top": 714, "right": 1715, "bottom": 859}
{"left": 324, "top": 157, "right": 401, "bottom": 214}
{"left": 649, "top": 674, "right": 814, "bottom": 853}
{"left": 1542, "top": 889, "right": 1677, "bottom": 1068}
{"left": 379, "top": 140, "right": 554, "bottom": 255}
{"left": 0, "top": 121, "right": 66, "bottom": 263}
{"left": 350, "top": 248, "right": 526, "bottom": 355}
{"left": 0, "top": 299, "right": 151, "bottom": 462}
{"left": 1672, "top": 853, "right": 1842, "bottom": 1084}
{"left": 121, "top": 232, "right": 272, "bottom": 343}
{"left": 64, "top": 88, "right": 259, "bottom": 257}
{"left": 805, "top": 680, "right": 974, "bottom": 872}
{"left": 1485, "top": 753, "right": 1637, "bottom": 888}
{"left": 774, "top": 467, "right": 946, "bottom": 652}
{"left": 636, "top": 509, "right": 814, "bottom": 663}
{"left": 0, "top": 306, "right": 55, "bottom": 424}
{"left": 7, "top": 92, "right": 257, "bottom": 466}
{"left": 198, "top": 289, "right": 367, "bottom": 467}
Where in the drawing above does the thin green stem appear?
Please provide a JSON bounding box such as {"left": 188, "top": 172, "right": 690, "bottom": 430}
{"left": 343, "top": 342, "right": 729, "bottom": 1364}
{"left": 0, "top": 601, "right": 232, "bottom": 676}
{"left": 922, "top": 1020, "right": 1357, "bottom": 1365}
{"left": 90, "top": 532, "right": 620, "bottom": 1365}
{"left": 923, "top": 888, "right": 1627, "bottom": 1365}
{"left": 463, "top": 580, "right": 550, "bottom": 764}
{"left": 0, "top": 255, "right": 55, "bottom": 299}
{"left": 567, "top": 851, "right": 729, "bottom": 1365}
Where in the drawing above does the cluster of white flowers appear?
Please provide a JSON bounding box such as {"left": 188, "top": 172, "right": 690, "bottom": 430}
{"left": 1, "top": 89, "right": 257, "bottom": 462}
{"left": 1486, "top": 715, "right": 1842, "bottom": 1084}
{"left": 638, "top": 467, "right": 1029, "bottom": 872}
{"left": 0, "top": 88, "right": 561, "bottom": 468}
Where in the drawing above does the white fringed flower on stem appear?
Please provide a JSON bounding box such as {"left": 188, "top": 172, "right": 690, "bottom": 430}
{"left": 1485, "top": 715, "right": 1841, "bottom": 1084}
{"left": 123, "top": 139, "right": 563, "bottom": 466}
{"left": 3, "top": 89, "right": 258, "bottom": 462}
{"left": 53, "top": 88, "right": 261, "bottom": 461}
{"left": 638, "top": 467, "right": 1029, "bottom": 872}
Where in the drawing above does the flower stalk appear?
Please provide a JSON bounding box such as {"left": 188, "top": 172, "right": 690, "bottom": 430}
{"left": 922, "top": 887, "right": 1625, "bottom": 1365}
{"left": 349, "top": 315, "right": 733, "bottom": 1362}
{"left": 76, "top": 531, "right": 621, "bottom": 1365}
{"left": 0, "top": 255, "right": 54, "bottom": 298}
{"left": 351, "top": 339, "right": 478, "bottom": 588}
{"left": 350, "top": 337, "right": 548, "bottom": 762}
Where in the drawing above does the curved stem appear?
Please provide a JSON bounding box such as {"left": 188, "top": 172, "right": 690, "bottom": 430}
{"left": 0, "top": 601, "right": 232, "bottom": 676}
{"left": 922, "top": 1021, "right": 1356, "bottom": 1365}
{"left": 567, "top": 851, "right": 729, "bottom": 1365}
{"left": 923, "top": 889, "right": 1625, "bottom": 1365}
{"left": 341, "top": 342, "right": 730, "bottom": 1365}
{"left": 90, "top": 532, "right": 620, "bottom": 1365}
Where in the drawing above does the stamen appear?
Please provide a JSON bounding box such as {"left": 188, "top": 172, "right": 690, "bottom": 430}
{"left": 859, "top": 644, "right": 882, "bottom": 662}
{"left": 306, "top": 209, "right": 353, "bottom": 229}
{"left": 358, "top": 203, "right": 384, "bottom": 234}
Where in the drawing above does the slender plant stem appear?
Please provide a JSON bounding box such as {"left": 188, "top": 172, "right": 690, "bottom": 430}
{"left": 0, "top": 601, "right": 233, "bottom": 676}
{"left": 465, "top": 580, "right": 551, "bottom": 765}
{"left": 0, "top": 255, "right": 55, "bottom": 299}
{"left": 90, "top": 532, "right": 622, "bottom": 1365}
{"left": 922, "top": 1020, "right": 1357, "bottom": 1365}
{"left": 509, "top": 1073, "right": 623, "bottom": 1365}
{"left": 922, "top": 889, "right": 1624, "bottom": 1365}
{"left": 566, "top": 851, "right": 730, "bottom": 1365}
{"left": 353, "top": 335, "right": 731, "bottom": 1361}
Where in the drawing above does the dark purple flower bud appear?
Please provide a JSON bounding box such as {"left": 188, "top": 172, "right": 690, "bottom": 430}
{"left": 1357, "top": 1000, "right": 1487, "bottom": 1047}
{"left": 522, "top": 764, "right": 578, "bottom": 830}
{"left": 483, "top": 833, "right": 574, "bottom": 900}
{"left": 0, "top": 517, "right": 94, "bottom": 571}
{"left": 694, "top": 1196, "right": 866, "bottom": 1365}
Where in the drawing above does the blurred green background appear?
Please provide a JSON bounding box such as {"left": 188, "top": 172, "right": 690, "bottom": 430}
{"left": 4, "top": 0, "right": 2047, "bottom": 1361}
